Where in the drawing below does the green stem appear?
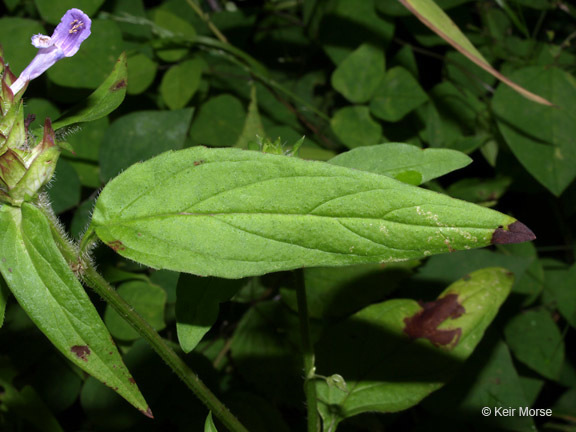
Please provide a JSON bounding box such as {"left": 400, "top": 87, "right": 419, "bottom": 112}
{"left": 38, "top": 202, "right": 249, "bottom": 432}
{"left": 294, "top": 270, "right": 320, "bottom": 432}
{"left": 195, "top": 36, "right": 330, "bottom": 122}
{"left": 82, "top": 266, "right": 249, "bottom": 432}
{"left": 186, "top": 0, "right": 229, "bottom": 44}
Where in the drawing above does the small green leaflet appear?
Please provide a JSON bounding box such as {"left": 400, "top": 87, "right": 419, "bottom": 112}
{"left": 0, "top": 203, "right": 150, "bottom": 416}
{"left": 88, "top": 147, "right": 534, "bottom": 279}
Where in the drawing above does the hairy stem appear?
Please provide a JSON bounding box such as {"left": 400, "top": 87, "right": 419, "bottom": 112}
{"left": 39, "top": 203, "right": 249, "bottom": 432}
{"left": 82, "top": 266, "right": 249, "bottom": 432}
{"left": 295, "top": 270, "right": 320, "bottom": 432}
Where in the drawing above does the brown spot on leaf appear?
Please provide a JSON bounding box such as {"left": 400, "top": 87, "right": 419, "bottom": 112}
{"left": 71, "top": 345, "right": 91, "bottom": 361}
{"left": 193, "top": 160, "right": 204, "bottom": 166}
{"left": 110, "top": 79, "right": 127, "bottom": 91}
{"left": 129, "top": 377, "right": 136, "bottom": 384}
{"left": 403, "top": 294, "right": 465, "bottom": 348}
{"left": 107, "top": 240, "right": 125, "bottom": 252}
{"left": 492, "top": 221, "right": 536, "bottom": 244}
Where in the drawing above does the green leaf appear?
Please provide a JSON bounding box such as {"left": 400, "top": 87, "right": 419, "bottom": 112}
{"left": 399, "top": 0, "right": 552, "bottom": 105}
{"left": 447, "top": 177, "right": 511, "bottom": 206}
{"left": 52, "top": 53, "right": 127, "bottom": 130}
{"left": 47, "top": 20, "right": 123, "bottom": 89}
{"left": 0, "top": 276, "right": 8, "bottom": 328}
{"left": 88, "top": 147, "right": 533, "bottom": 279}
{"left": 319, "top": 0, "right": 394, "bottom": 64}
{"left": 329, "top": 143, "right": 472, "bottom": 184}
{"left": 504, "top": 309, "right": 565, "bottom": 380}
{"left": 425, "top": 82, "right": 487, "bottom": 153}
{"left": 160, "top": 58, "right": 203, "bottom": 110}
{"left": 493, "top": 66, "right": 576, "bottom": 196}
{"left": 0, "top": 380, "right": 64, "bottom": 432}
{"left": 230, "top": 302, "right": 301, "bottom": 401}
{"left": 316, "top": 267, "right": 513, "bottom": 427}
{"left": 24, "top": 98, "right": 60, "bottom": 129}
{"left": 204, "top": 412, "right": 218, "bottom": 432}
{"left": 281, "top": 262, "right": 415, "bottom": 319}
{"left": 104, "top": 281, "right": 166, "bottom": 341}
{"left": 331, "top": 43, "right": 385, "bottom": 104}
{"left": 369, "top": 67, "right": 428, "bottom": 122}
{"left": 99, "top": 109, "right": 194, "bottom": 182}
{"left": 0, "top": 203, "right": 150, "bottom": 415}
{"left": 545, "top": 264, "right": 576, "bottom": 327}
{"left": 189, "top": 95, "right": 246, "bottom": 148}
{"left": 176, "top": 275, "right": 243, "bottom": 353}
{"left": 127, "top": 54, "right": 157, "bottom": 95}
{"left": 235, "top": 85, "right": 265, "bottom": 149}
{"left": 153, "top": 9, "right": 197, "bottom": 62}
{"left": 0, "top": 18, "right": 45, "bottom": 76}
{"left": 422, "top": 336, "right": 535, "bottom": 431}
{"left": 47, "top": 158, "right": 81, "bottom": 214}
{"left": 65, "top": 117, "right": 108, "bottom": 162}
{"left": 330, "top": 106, "right": 382, "bottom": 149}
{"left": 34, "top": 0, "right": 105, "bottom": 24}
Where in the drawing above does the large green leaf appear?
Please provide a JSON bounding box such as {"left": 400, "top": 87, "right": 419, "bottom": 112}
{"left": 492, "top": 66, "right": 576, "bottom": 196}
{"left": 87, "top": 147, "right": 534, "bottom": 279}
{"left": 315, "top": 267, "right": 513, "bottom": 428}
{"left": 0, "top": 203, "right": 150, "bottom": 416}
{"left": 329, "top": 143, "right": 471, "bottom": 185}
{"left": 52, "top": 53, "right": 128, "bottom": 130}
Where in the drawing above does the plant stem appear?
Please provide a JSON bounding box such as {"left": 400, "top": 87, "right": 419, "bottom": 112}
{"left": 186, "top": 0, "right": 229, "bottom": 43}
{"left": 294, "top": 270, "right": 320, "bottom": 432}
{"left": 38, "top": 201, "right": 248, "bottom": 432}
{"left": 82, "top": 266, "right": 250, "bottom": 432}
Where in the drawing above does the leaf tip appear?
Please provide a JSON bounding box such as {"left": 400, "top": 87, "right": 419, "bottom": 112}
{"left": 142, "top": 407, "right": 154, "bottom": 419}
{"left": 491, "top": 221, "right": 536, "bottom": 245}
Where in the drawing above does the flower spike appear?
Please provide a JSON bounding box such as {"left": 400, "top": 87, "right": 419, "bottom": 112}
{"left": 10, "top": 9, "right": 91, "bottom": 95}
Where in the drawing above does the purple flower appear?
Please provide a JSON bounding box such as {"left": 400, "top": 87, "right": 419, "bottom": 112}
{"left": 10, "top": 8, "right": 91, "bottom": 95}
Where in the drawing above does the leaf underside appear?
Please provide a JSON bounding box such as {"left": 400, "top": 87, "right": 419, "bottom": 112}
{"left": 89, "top": 147, "right": 532, "bottom": 279}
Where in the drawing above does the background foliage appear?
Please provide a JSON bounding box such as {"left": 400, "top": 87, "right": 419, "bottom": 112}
{"left": 0, "top": 0, "right": 575, "bottom": 431}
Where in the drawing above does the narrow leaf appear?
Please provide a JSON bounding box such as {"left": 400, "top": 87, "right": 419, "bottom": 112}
{"left": 399, "top": 0, "right": 553, "bottom": 106}
{"left": 88, "top": 147, "right": 534, "bottom": 279}
{"left": 51, "top": 53, "right": 128, "bottom": 130}
{"left": 0, "top": 203, "right": 151, "bottom": 416}
{"left": 204, "top": 412, "right": 219, "bottom": 432}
